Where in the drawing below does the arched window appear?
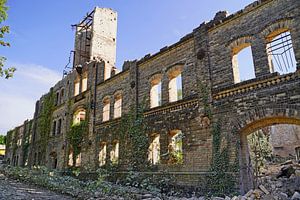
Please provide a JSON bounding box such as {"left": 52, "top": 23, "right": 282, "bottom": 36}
{"left": 68, "top": 148, "right": 81, "bottom": 167}
{"left": 114, "top": 93, "right": 122, "bottom": 119}
{"left": 168, "top": 66, "right": 183, "bottom": 102}
{"left": 231, "top": 37, "right": 255, "bottom": 83}
{"left": 49, "top": 152, "right": 58, "bottom": 169}
{"left": 99, "top": 142, "right": 107, "bottom": 166}
{"left": 168, "top": 130, "right": 183, "bottom": 165}
{"left": 103, "top": 98, "right": 110, "bottom": 122}
{"left": 73, "top": 109, "right": 86, "bottom": 125}
{"left": 148, "top": 134, "right": 160, "bottom": 165}
{"left": 110, "top": 140, "right": 119, "bottom": 165}
{"left": 266, "top": 30, "right": 296, "bottom": 74}
{"left": 150, "top": 74, "right": 162, "bottom": 108}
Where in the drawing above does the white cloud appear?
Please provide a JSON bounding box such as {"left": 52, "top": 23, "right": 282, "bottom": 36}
{"left": 0, "top": 62, "right": 61, "bottom": 134}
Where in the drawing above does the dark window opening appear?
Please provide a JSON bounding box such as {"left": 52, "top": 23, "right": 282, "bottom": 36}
{"left": 52, "top": 121, "right": 57, "bottom": 136}
{"left": 57, "top": 119, "right": 62, "bottom": 135}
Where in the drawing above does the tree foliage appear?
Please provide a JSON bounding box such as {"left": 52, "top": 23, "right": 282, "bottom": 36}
{"left": 0, "top": 0, "right": 15, "bottom": 79}
{"left": 117, "top": 102, "right": 149, "bottom": 170}
{"left": 67, "top": 120, "right": 88, "bottom": 167}
{"left": 247, "top": 129, "right": 272, "bottom": 186}
{"left": 0, "top": 135, "right": 6, "bottom": 144}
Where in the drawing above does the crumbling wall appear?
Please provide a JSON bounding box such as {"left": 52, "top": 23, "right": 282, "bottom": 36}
{"left": 5, "top": 0, "right": 300, "bottom": 192}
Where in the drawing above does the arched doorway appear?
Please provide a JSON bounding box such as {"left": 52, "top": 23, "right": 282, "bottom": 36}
{"left": 238, "top": 116, "right": 300, "bottom": 193}
{"left": 49, "top": 151, "right": 58, "bottom": 169}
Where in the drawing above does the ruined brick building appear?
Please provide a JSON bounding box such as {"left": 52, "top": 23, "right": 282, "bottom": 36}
{"left": 5, "top": 0, "right": 300, "bottom": 193}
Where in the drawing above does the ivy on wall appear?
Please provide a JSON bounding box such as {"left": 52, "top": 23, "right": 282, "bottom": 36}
{"left": 117, "top": 101, "right": 149, "bottom": 170}
{"left": 22, "top": 120, "right": 33, "bottom": 166}
{"left": 37, "top": 90, "right": 55, "bottom": 144}
{"left": 198, "top": 81, "right": 238, "bottom": 195}
{"left": 5, "top": 130, "right": 13, "bottom": 149}
{"left": 35, "top": 89, "right": 55, "bottom": 165}
{"left": 67, "top": 120, "right": 88, "bottom": 167}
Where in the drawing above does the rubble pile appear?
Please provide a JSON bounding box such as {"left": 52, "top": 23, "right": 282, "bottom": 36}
{"left": 229, "top": 160, "right": 300, "bottom": 200}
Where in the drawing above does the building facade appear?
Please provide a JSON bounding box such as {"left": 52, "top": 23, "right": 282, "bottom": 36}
{"left": 0, "top": 145, "right": 5, "bottom": 156}
{"left": 5, "top": 0, "right": 300, "bottom": 193}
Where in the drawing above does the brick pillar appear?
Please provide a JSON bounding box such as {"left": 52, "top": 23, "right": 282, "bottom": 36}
{"left": 161, "top": 74, "right": 169, "bottom": 105}
{"left": 291, "top": 15, "right": 300, "bottom": 70}
{"left": 159, "top": 129, "right": 169, "bottom": 165}
{"left": 251, "top": 35, "right": 271, "bottom": 77}
{"left": 128, "top": 61, "right": 138, "bottom": 113}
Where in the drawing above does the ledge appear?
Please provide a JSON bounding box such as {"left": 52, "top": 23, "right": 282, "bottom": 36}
{"left": 95, "top": 96, "right": 199, "bottom": 127}
{"left": 213, "top": 71, "right": 300, "bottom": 100}
{"left": 144, "top": 97, "right": 198, "bottom": 118}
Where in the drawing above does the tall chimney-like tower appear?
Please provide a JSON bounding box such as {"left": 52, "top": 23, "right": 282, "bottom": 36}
{"left": 73, "top": 7, "right": 117, "bottom": 79}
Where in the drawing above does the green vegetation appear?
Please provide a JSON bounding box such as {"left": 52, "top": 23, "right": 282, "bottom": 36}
{"left": 36, "top": 90, "right": 55, "bottom": 164}
{"left": 248, "top": 129, "right": 272, "bottom": 185}
{"left": 198, "top": 82, "right": 238, "bottom": 196}
{"left": 1, "top": 165, "right": 162, "bottom": 199}
{"left": 0, "top": 0, "right": 15, "bottom": 79}
{"left": 37, "top": 91, "right": 55, "bottom": 140}
{"left": 0, "top": 135, "right": 6, "bottom": 144}
{"left": 168, "top": 132, "right": 184, "bottom": 165}
{"left": 207, "top": 120, "right": 237, "bottom": 196}
{"left": 117, "top": 100, "right": 149, "bottom": 170}
{"left": 67, "top": 121, "right": 88, "bottom": 167}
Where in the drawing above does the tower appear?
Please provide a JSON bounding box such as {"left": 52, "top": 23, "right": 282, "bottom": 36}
{"left": 73, "top": 7, "right": 117, "bottom": 79}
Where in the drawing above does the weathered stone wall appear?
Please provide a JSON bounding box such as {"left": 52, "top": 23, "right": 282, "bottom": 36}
{"left": 270, "top": 124, "right": 300, "bottom": 157}
{"left": 5, "top": 0, "right": 300, "bottom": 193}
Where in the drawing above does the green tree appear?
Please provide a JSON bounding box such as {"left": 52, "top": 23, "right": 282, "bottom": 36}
{"left": 248, "top": 129, "right": 272, "bottom": 186}
{"left": 0, "top": 135, "right": 6, "bottom": 144}
{"left": 0, "top": 0, "right": 15, "bottom": 79}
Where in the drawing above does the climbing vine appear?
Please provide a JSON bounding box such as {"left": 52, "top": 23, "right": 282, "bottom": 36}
{"left": 116, "top": 100, "right": 149, "bottom": 170}
{"left": 37, "top": 89, "right": 55, "bottom": 146}
{"left": 67, "top": 120, "right": 88, "bottom": 167}
{"left": 198, "top": 81, "right": 238, "bottom": 196}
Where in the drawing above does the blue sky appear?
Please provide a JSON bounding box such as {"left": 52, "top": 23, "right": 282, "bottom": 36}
{"left": 0, "top": 0, "right": 255, "bottom": 134}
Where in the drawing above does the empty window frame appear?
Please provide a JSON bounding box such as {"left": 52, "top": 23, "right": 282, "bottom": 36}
{"left": 55, "top": 92, "right": 59, "bottom": 106}
{"left": 148, "top": 134, "right": 160, "bottom": 165}
{"left": 114, "top": 93, "right": 122, "bottom": 119}
{"left": 232, "top": 43, "right": 255, "bottom": 83}
{"left": 99, "top": 142, "right": 107, "bottom": 166}
{"left": 74, "top": 80, "right": 80, "bottom": 96}
{"left": 52, "top": 121, "right": 57, "bottom": 136}
{"left": 266, "top": 30, "right": 296, "bottom": 74}
{"left": 73, "top": 109, "right": 86, "bottom": 125}
{"left": 168, "top": 130, "right": 183, "bottom": 165}
{"left": 103, "top": 98, "right": 110, "bottom": 122}
{"left": 57, "top": 119, "right": 62, "bottom": 135}
{"left": 150, "top": 76, "right": 162, "bottom": 108}
{"left": 110, "top": 141, "right": 119, "bottom": 165}
{"left": 82, "top": 75, "right": 88, "bottom": 92}
{"left": 68, "top": 149, "right": 81, "bottom": 167}
{"left": 60, "top": 89, "right": 65, "bottom": 104}
{"left": 168, "top": 68, "right": 183, "bottom": 102}
{"left": 50, "top": 152, "right": 58, "bottom": 169}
